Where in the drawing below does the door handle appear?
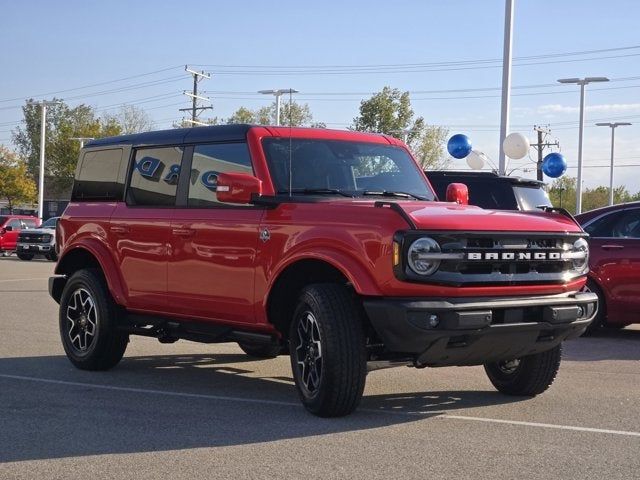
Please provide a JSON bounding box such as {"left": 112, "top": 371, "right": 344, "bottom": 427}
{"left": 109, "top": 225, "right": 130, "bottom": 234}
{"left": 601, "top": 244, "right": 624, "bottom": 250}
{"left": 172, "top": 228, "right": 195, "bottom": 237}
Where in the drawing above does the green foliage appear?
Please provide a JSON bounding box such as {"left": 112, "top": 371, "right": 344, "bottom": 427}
{"left": 548, "top": 176, "right": 640, "bottom": 213}
{"left": 226, "top": 101, "right": 314, "bottom": 126}
{"left": 352, "top": 86, "right": 448, "bottom": 169}
{"left": 0, "top": 147, "right": 37, "bottom": 211}
{"left": 11, "top": 100, "right": 155, "bottom": 195}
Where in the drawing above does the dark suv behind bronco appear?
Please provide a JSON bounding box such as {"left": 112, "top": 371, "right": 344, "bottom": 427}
{"left": 50, "top": 125, "right": 597, "bottom": 417}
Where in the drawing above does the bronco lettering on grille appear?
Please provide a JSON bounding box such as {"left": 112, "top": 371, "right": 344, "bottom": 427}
{"left": 467, "top": 251, "right": 561, "bottom": 261}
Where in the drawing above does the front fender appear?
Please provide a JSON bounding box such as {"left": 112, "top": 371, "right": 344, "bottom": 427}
{"left": 55, "top": 237, "right": 127, "bottom": 306}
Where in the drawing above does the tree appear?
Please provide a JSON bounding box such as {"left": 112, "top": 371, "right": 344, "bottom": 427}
{"left": 0, "top": 147, "right": 37, "bottom": 212}
{"left": 548, "top": 177, "right": 577, "bottom": 213}
{"left": 12, "top": 99, "right": 124, "bottom": 195}
{"left": 226, "top": 101, "right": 315, "bottom": 126}
{"left": 103, "top": 105, "right": 154, "bottom": 134}
{"left": 352, "top": 86, "right": 448, "bottom": 169}
{"left": 547, "top": 176, "right": 640, "bottom": 214}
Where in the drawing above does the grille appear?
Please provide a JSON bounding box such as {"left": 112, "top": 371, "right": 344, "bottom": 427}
{"left": 403, "top": 232, "right": 583, "bottom": 286}
{"left": 18, "top": 233, "right": 50, "bottom": 244}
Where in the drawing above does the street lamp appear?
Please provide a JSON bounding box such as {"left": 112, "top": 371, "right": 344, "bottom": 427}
{"left": 70, "top": 137, "right": 94, "bottom": 148}
{"left": 27, "top": 100, "right": 62, "bottom": 221}
{"left": 595, "top": 122, "right": 632, "bottom": 205}
{"left": 557, "top": 77, "right": 609, "bottom": 213}
{"left": 258, "top": 89, "right": 299, "bottom": 126}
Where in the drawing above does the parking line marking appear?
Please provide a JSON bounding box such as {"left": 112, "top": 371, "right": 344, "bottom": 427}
{"left": 0, "top": 277, "right": 50, "bottom": 283}
{"left": 2, "top": 373, "right": 640, "bottom": 437}
{"left": 442, "top": 415, "right": 640, "bottom": 437}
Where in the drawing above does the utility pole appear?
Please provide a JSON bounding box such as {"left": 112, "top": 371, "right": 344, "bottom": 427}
{"left": 27, "top": 100, "right": 62, "bottom": 221}
{"left": 179, "top": 66, "right": 212, "bottom": 126}
{"left": 531, "top": 126, "right": 559, "bottom": 181}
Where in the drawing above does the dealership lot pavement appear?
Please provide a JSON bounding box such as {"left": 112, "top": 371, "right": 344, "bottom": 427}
{"left": 1, "top": 256, "right": 639, "bottom": 479}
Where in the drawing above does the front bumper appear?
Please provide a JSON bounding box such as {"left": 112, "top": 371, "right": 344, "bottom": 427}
{"left": 363, "top": 291, "right": 598, "bottom": 367}
{"left": 17, "top": 243, "right": 53, "bottom": 253}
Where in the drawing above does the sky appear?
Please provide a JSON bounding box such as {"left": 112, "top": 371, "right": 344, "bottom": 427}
{"left": 1, "top": 0, "right": 639, "bottom": 192}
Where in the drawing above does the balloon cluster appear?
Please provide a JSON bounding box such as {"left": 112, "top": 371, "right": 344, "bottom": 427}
{"left": 446, "top": 132, "right": 566, "bottom": 178}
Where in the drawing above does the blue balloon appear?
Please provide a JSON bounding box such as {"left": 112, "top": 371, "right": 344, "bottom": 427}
{"left": 542, "top": 152, "right": 567, "bottom": 178}
{"left": 447, "top": 134, "right": 472, "bottom": 159}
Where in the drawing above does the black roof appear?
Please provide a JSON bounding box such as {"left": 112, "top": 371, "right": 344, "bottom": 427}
{"left": 425, "top": 170, "right": 545, "bottom": 187}
{"left": 85, "top": 124, "right": 253, "bottom": 148}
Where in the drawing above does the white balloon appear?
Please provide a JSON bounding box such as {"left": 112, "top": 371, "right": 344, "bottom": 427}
{"left": 503, "top": 132, "right": 530, "bottom": 159}
{"left": 466, "top": 150, "right": 485, "bottom": 170}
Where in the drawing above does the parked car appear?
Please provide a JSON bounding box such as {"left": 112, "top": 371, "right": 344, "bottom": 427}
{"left": 575, "top": 202, "right": 640, "bottom": 334}
{"left": 16, "top": 216, "right": 60, "bottom": 261}
{"left": 0, "top": 215, "right": 39, "bottom": 256}
{"left": 425, "top": 171, "right": 552, "bottom": 211}
{"left": 49, "top": 125, "right": 597, "bottom": 417}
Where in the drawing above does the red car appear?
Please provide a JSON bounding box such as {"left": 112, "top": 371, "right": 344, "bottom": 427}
{"left": 50, "top": 125, "right": 597, "bottom": 417}
{"left": 0, "top": 215, "right": 39, "bottom": 256}
{"left": 576, "top": 202, "right": 640, "bottom": 333}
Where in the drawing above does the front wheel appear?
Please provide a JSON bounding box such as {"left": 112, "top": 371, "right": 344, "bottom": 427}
{"left": 59, "top": 268, "right": 129, "bottom": 370}
{"left": 289, "top": 284, "right": 367, "bottom": 417}
{"left": 484, "top": 345, "right": 562, "bottom": 396}
{"left": 46, "top": 251, "right": 58, "bottom": 262}
{"left": 17, "top": 253, "right": 33, "bottom": 261}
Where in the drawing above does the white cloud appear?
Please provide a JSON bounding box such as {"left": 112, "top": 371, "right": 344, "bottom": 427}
{"left": 536, "top": 103, "right": 640, "bottom": 115}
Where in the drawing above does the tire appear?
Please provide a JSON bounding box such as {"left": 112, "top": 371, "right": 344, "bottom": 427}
{"left": 17, "top": 253, "right": 33, "bottom": 261}
{"left": 289, "top": 283, "right": 367, "bottom": 417}
{"left": 59, "top": 268, "right": 129, "bottom": 371}
{"left": 238, "top": 342, "right": 281, "bottom": 359}
{"left": 484, "top": 344, "right": 562, "bottom": 396}
{"left": 581, "top": 279, "right": 605, "bottom": 336}
{"left": 46, "top": 251, "right": 58, "bottom": 262}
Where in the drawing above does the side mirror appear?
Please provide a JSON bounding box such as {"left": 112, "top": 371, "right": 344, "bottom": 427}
{"left": 3, "top": 225, "right": 12, "bottom": 232}
{"left": 446, "top": 183, "right": 469, "bottom": 205}
{"left": 216, "top": 172, "right": 263, "bottom": 204}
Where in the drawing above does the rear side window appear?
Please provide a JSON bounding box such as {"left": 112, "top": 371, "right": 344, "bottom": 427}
{"left": 72, "top": 149, "right": 125, "bottom": 201}
{"left": 128, "top": 147, "right": 185, "bottom": 206}
{"left": 188, "top": 143, "right": 253, "bottom": 207}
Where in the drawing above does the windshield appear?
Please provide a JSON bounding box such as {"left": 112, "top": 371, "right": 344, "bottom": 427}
{"left": 263, "top": 138, "right": 435, "bottom": 200}
{"left": 40, "top": 217, "right": 58, "bottom": 228}
{"left": 514, "top": 186, "right": 552, "bottom": 210}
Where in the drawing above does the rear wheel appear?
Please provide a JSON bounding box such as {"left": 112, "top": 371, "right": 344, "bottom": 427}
{"left": 289, "top": 284, "right": 367, "bottom": 417}
{"left": 484, "top": 345, "right": 562, "bottom": 396}
{"left": 59, "top": 268, "right": 128, "bottom": 370}
{"left": 238, "top": 342, "right": 281, "bottom": 359}
{"left": 17, "top": 253, "right": 33, "bottom": 261}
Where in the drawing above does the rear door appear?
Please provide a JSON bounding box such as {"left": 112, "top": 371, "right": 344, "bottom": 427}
{"left": 167, "top": 142, "right": 264, "bottom": 324}
{"left": 584, "top": 207, "right": 640, "bottom": 322}
{"left": 110, "top": 146, "right": 185, "bottom": 313}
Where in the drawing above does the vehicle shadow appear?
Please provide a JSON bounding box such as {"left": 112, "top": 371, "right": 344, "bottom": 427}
{"left": 564, "top": 327, "right": 640, "bottom": 361}
{"left": 0, "top": 353, "right": 525, "bottom": 462}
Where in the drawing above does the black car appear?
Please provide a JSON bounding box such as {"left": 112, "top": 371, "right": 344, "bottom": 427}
{"left": 425, "top": 171, "right": 552, "bottom": 211}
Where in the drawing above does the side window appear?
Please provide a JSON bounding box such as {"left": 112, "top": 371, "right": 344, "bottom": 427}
{"left": 127, "top": 147, "right": 185, "bottom": 207}
{"left": 616, "top": 209, "right": 640, "bottom": 238}
{"left": 584, "top": 211, "right": 626, "bottom": 238}
{"left": 72, "top": 149, "right": 125, "bottom": 201}
{"left": 7, "top": 219, "right": 21, "bottom": 229}
{"left": 22, "top": 219, "right": 37, "bottom": 229}
{"left": 188, "top": 143, "right": 253, "bottom": 207}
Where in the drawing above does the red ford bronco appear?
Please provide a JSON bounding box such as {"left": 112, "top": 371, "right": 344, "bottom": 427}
{"left": 50, "top": 125, "right": 597, "bottom": 417}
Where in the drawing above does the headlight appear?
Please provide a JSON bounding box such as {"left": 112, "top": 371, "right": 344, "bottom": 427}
{"left": 42, "top": 234, "right": 52, "bottom": 242}
{"left": 571, "top": 238, "right": 589, "bottom": 272}
{"left": 407, "top": 237, "right": 441, "bottom": 275}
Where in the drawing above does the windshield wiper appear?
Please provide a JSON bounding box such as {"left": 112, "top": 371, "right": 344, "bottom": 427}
{"left": 277, "top": 188, "right": 355, "bottom": 198}
{"left": 362, "top": 190, "right": 426, "bottom": 201}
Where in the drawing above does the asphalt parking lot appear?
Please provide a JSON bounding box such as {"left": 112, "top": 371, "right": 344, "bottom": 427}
{"left": 1, "top": 256, "right": 639, "bottom": 479}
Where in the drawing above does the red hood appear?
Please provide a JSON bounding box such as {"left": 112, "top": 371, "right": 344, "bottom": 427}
{"left": 398, "top": 201, "right": 583, "bottom": 233}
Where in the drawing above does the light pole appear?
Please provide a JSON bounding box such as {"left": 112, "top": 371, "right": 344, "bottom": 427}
{"left": 27, "top": 100, "right": 62, "bottom": 221}
{"left": 557, "top": 77, "right": 609, "bottom": 214}
{"left": 498, "top": 0, "right": 514, "bottom": 176}
{"left": 595, "top": 122, "right": 632, "bottom": 205}
{"left": 258, "top": 89, "right": 299, "bottom": 125}
{"left": 70, "top": 137, "right": 94, "bottom": 148}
